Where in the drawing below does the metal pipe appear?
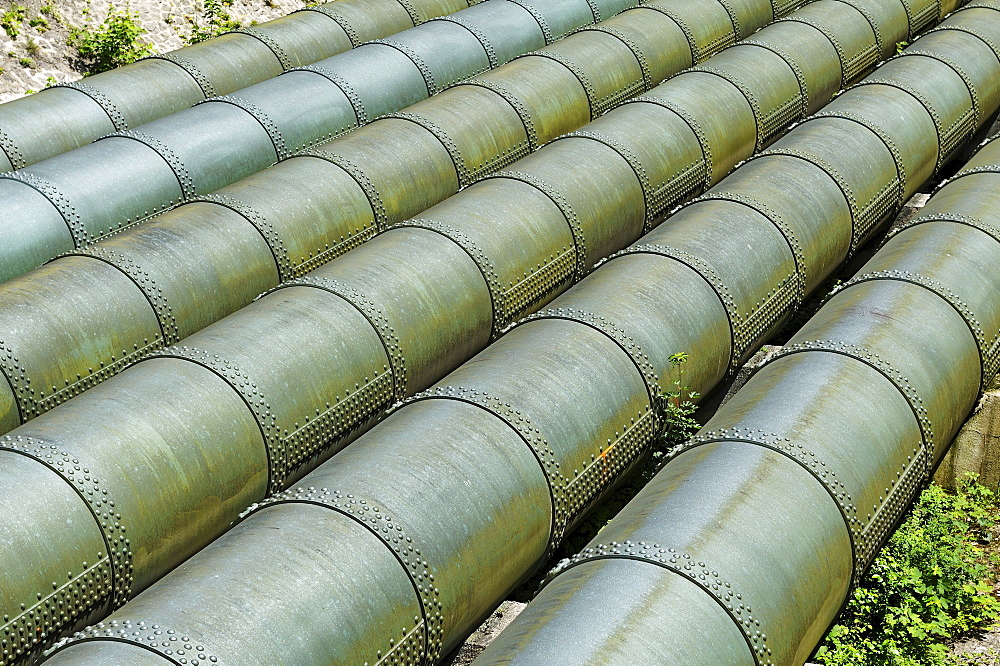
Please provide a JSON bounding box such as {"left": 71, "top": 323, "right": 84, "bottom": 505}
{"left": 473, "top": 58, "right": 1000, "bottom": 666}
{"left": 0, "top": 0, "right": 638, "bottom": 285}
{"left": 0, "top": 0, "right": 884, "bottom": 660}
{"left": 0, "top": 0, "right": 476, "bottom": 172}
{"left": 0, "top": 0, "right": 804, "bottom": 437}
{"left": 26, "top": 2, "right": 995, "bottom": 664}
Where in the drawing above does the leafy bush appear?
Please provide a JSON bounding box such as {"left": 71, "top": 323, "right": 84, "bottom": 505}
{"left": 815, "top": 477, "right": 1000, "bottom": 666}
{"left": 69, "top": 4, "right": 154, "bottom": 75}
{"left": 1, "top": 5, "right": 27, "bottom": 38}
{"left": 185, "top": 0, "right": 242, "bottom": 45}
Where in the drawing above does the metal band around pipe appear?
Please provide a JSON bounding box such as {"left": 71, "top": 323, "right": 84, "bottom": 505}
{"left": 0, "top": 434, "right": 134, "bottom": 609}
{"left": 103, "top": 130, "right": 198, "bottom": 200}
{"left": 807, "top": 108, "right": 908, "bottom": 203}
{"left": 686, "top": 191, "right": 808, "bottom": 302}
{"left": 453, "top": 79, "right": 539, "bottom": 150}
{"left": 197, "top": 96, "right": 289, "bottom": 160}
{"left": 573, "top": 25, "right": 652, "bottom": 90}
{"left": 856, "top": 77, "right": 949, "bottom": 170}
{"left": 231, "top": 27, "right": 293, "bottom": 70}
{"left": 689, "top": 62, "right": 798, "bottom": 150}
{"left": 546, "top": 542, "right": 775, "bottom": 665}
{"left": 754, "top": 145, "right": 900, "bottom": 254}
{"left": 832, "top": 0, "right": 885, "bottom": 56}
{"left": 779, "top": 12, "right": 878, "bottom": 85}
{"left": 368, "top": 38, "right": 439, "bottom": 94}
{"left": 900, "top": 48, "right": 982, "bottom": 152}
{"left": 50, "top": 621, "right": 220, "bottom": 666}
{"left": 58, "top": 245, "right": 180, "bottom": 345}
{"left": 635, "top": 5, "right": 709, "bottom": 64}
{"left": 604, "top": 243, "right": 740, "bottom": 368}
{"left": 0, "top": 171, "right": 87, "bottom": 245}
{"left": 715, "top": 0, "right": 744, "bottom": 38}
{"left": 241, "top": 486, "right": 439, "bottom": 662}
{"left": 149, "top": 342, "right": 395, "bottom": 491}
{"left": 402, "top": 385, "right": 565, "bottom": 544}
{"left": 0, "top": 126, "right": 24, "bottom": 170}
{"left": 629, "top": 94, "right": 713, "bottom": 191}
{"left": 767, "top": 340, "right": 935, "bottom": 475}
{"left": 434, "top": 15, "right": 499, "bottom": 68}
{"left": 51, "top": 81, "right": 129, "bottom": 132}
{"left": 517, "top": 307, "right": 660, "bottom": 408}
{"left": 300, "top": 6, "right": 363, "bottom": 47}
{"left": 146, "top": 53, "right": 216, "bottom": 97}
{"left": 489, "top": 170, "right": 586, "bottom": 280}
{"left": 739, "top": 39, "right": 810, "bottom": 110}
{"left": 296, "top": 150, "right": 386, "bottom": 229}
{"left": 522, "top": 50, "right": 598, "bottom": 119}
{"left": 836, "top": 270, "right": 989, "bottom": 391}
{"left": 269, "top": 275, "right": 407, "bottom": 404}
{"left": 189, "top": 194, "right": 294, "bottom": 281}
{"left": 288, "top": 64, "right": 369, "bottom": 125}
{"left": 503, "top": 0, "right": 554, "bottom": 43}
{"left": 902, "top": 0, "right": 941, "bottom": 35}
{"left": 395, "top": 0, "right": 425, "bottom": 25}
{"left": 384, "top": 111, "right": 470, "bottom": 186}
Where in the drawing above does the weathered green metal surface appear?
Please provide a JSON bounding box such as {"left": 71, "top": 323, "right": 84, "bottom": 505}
{"left": 469, "top": 17, "right": 1000, "bottom": 666}
{"left": 26, "top": 3, "right": 997, "bottom": 665}
{"left": 0, "top": 0, "right": 856, "bottom": 660}
{"left": 0, "top": 0, "right": 639, "bottom": 286}
{"left": 0, "top": 0, "right": 775, "bottom": 437}
{"left": 479, "top": 132, "right": 1000, "bottom": 666}
{"left": 0, "top": 0, "right": 474, "bottom": 171}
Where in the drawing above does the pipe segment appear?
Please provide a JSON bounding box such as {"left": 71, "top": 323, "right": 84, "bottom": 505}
{"left": 0, "top": 0, "right": 640, "bottom": 287}
{"left": 4, "top": 3, "right": 823, "bottom": 659}
{"left": 0, "top": 0, "right": 806, "bottom": 438}
{"left": 0, "top": 0, "right": 881, "bottom": 660}
{"left": 0, "top": 0, "right": 479, "bottom": 173}
{"left": 16, "top": 2, "right": 985, "bottom": 665}
{"left": 473, "top": 73, "right": 1000, "bottom": 666}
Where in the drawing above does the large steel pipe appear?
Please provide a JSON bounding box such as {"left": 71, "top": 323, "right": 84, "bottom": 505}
{"left": 0, "top": 0, "right": 476, "bottom": 172}
{"left": 28, "top": 2, "right": 996, "bottom": 664}
{"left": 473, "top": 77, "right": 1000, "bottom": 666}
{"left": 0, "top": 0, "right": 814, "bottom": 437}
{"left": 0, "top": 0, "right": 900, "bottom": 660}
{"left": 0, "top": 0, "right": 640, "bottom": 285}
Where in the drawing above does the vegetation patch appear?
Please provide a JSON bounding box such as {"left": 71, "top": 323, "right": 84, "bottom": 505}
{"left": 815, "top": 477, "right": 1000, "bottom": 666}
{"left": 69, "top": 3, "right": 155, "bottom": 75}
{"left": 184, "top": 0, "right": 243, "bottom": 44}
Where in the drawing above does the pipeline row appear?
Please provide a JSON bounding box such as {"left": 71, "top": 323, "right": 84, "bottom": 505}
{"left": 0, "top": 0, "right": 911, "bottom": 661}
{"left": 0, "top": 0, "right": 819, "bottom": 437}
{"left": 0, "top": 0, "right": 639, "bottom": 285}
{"left": 474, "top": 91, "right": 1000, "bottom": 666}
{"left": 0, "top": 0, "right": 476, "bottom": 172}
{"left": 10, "top": 1, "right": 993, "bottom": 664}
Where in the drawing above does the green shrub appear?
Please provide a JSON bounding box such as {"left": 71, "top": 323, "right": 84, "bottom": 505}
{"left": 815, "top": 477, "right": 1000, "bottom": 666}
{"left": 185, "top": 0, "right": 242, "bottom": 45}
{"left": 69, "top": 4, "right": 154, "bottom": 75}
{"left": 1, "top": 5, "right": 27, "bottom": 38}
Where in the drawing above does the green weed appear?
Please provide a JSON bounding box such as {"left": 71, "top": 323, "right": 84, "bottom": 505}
{"left": 815, "top": 477, "right": 1000, "bottom": 666}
